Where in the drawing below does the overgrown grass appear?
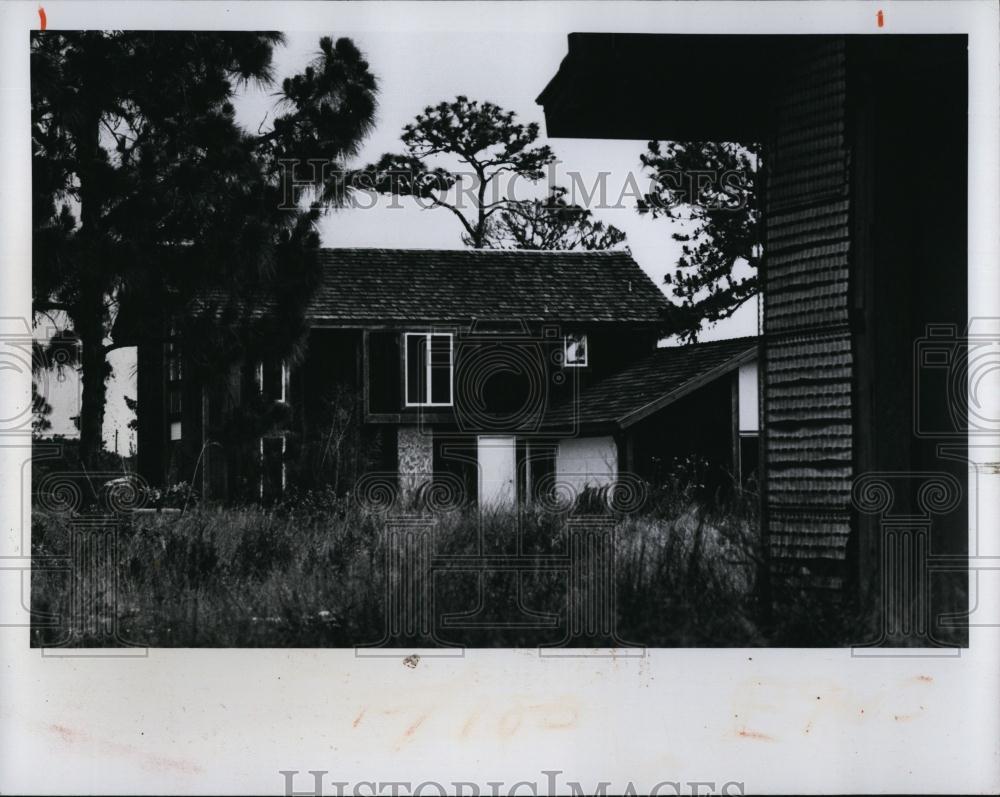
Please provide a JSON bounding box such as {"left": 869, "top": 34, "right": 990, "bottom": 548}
{"left": 29, "top": 481, "right": 855, "bottom": 647}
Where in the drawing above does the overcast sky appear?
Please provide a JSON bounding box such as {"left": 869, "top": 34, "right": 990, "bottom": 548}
{"left": 41, "top": 29, "right": 758, "bottom": 454}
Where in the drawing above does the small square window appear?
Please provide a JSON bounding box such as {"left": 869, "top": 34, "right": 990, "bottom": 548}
{"left": 169, "top": 420, "right": 182, "bottom": 441}
{"left": 564, "top": 334, "right": 588, "bottom": 367}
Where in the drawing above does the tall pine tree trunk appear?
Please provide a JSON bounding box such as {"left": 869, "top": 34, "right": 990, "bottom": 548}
{"left": 76, "top": 98, "right": 107, "bottom": 468}
{"left": 76, "top": 298, "right": 107, "bottom": 468}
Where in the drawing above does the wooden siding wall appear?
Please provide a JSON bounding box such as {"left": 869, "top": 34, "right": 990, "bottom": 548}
{"left": 763, "top": 38, "right": 853, "bottom": 587}
{"left": 365, "top": 324, "right": 658, "bottom": 424}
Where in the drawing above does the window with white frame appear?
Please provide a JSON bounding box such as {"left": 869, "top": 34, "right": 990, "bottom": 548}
{"left": 165, "top": 336, "right": 183, "bottom": 441}
{"left": 563, "top": 333, "right": 588, "bottom": 367}
{"left": 256, "top": 358, "right": 288, "bottom": 403}
{"left": 256, "top": 356, "right": 289, "bottom": 500}
{"left": 404, "top": 332, "right": 453, "bottom": 407}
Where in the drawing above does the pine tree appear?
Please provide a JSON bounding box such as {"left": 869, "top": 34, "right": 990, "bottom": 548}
{"left": 32, "top": 32, "right": 378, "bottom": 464}
{"left": 479, "top": 186, "right": 627, "bottom": 251}
{"left": 637, "top": 141, "right": 760, "bottom": 341}
{"left": 359, "top": 96, "right": 555, "bottom": 248}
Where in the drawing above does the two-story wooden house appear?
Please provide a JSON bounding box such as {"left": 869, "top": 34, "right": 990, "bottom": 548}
{"left": 124, "top": 247, "right": 759, "bottom": 507}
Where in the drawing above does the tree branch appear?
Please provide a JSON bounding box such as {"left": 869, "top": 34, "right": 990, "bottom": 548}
{"left": 428, "top": 195, "right": 477, "bottom": 239}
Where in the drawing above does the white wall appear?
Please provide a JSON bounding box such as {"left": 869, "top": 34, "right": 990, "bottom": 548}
{"left": 738, "top": 360, "right": 759, "bottom": 433}
{"left": 478, "top": 436, "right": 516, "bottom": 508}
{"left": 556, "top": 436, "right": 618, "bottom": 496}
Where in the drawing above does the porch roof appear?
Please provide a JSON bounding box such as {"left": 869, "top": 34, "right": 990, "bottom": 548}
{"left": 545, "top": 335, "right": 757, "bottom": 430}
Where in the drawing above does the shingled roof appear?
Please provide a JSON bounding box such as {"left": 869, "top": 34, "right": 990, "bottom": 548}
{"left": 546, "top": 336, "right": 758, "bottom": 430}
{"left": 303, "top": 248, "right": 667, "bottom": 323}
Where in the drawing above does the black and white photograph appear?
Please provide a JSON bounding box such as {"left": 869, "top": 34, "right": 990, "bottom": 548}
{"left": 2, "top": 0, "right": 999, "bottom": 794}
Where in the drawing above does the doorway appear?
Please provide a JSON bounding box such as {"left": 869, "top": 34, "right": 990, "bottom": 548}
{"left": 477, "top": 436, "right": 516, "bottom": 508}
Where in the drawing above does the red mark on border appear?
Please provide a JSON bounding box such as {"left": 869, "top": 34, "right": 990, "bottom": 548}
{"left": 737, "top": 727, "right": 776, "bottom": 742}
{"left": 877, "top": 10, "right": 884, "bottom": 28}
{"left": 38, "top": 6, "right": 47, "bottom": 31}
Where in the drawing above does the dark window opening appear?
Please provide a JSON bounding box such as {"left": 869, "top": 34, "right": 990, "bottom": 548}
{"left": 260, "top": 436, "right": 286, "bottom": 502}
{"left": 739, "top": 434, "right": 759, "bottom": 484}
{"left": 259, "top": 357, "right": 286, "bottom": 403}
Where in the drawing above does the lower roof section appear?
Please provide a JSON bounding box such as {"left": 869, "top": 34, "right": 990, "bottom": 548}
{"left": 543, "top": 335, "right": 758, "bottom": 431}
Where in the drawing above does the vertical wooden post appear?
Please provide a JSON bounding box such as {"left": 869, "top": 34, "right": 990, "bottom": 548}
{"left": 731, "top": 370, "right": 741, "bottom": 484}
{"left": 201, "top": 385, "right": 210, "bottom": 500}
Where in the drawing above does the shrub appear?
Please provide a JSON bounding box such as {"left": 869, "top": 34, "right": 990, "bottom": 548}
{"left": 29, "top": 479, "right": 781, "bottom": 647}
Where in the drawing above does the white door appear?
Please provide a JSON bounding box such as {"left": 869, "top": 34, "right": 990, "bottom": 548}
{"left": 478, "top": 436, "right": 516, "bottom": 508}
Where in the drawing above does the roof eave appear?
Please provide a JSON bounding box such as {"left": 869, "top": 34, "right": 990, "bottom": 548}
{"left": 537, "top": 33, "right": 778, "bottom": 143}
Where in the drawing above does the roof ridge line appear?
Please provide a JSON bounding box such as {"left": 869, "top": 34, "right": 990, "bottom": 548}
{"left": 658, "top": 335, "right": 760, "bottom": 348}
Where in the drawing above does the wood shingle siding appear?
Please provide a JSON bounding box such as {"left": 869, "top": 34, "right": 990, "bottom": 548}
{"left": 763, "top": 38, "right": 854, "bottom": 580}
{"left": 535, "top": 31, "right": 969, "bottom": 635}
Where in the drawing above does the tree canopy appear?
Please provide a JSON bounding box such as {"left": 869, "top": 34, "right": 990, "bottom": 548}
{"left": 637, "top": 140, "right": 760, "bottom": 341}
{"left": 479, "top": 186, "right": 627, "bottom": 251}
{"left": 360, "top": 96, "right": 556, "bottom": 248}
{"left": 31, "top": 31, "right": 378, "bottom": 464}
{"left": 361, "top": 95, "right": 627, "bottom": 252}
